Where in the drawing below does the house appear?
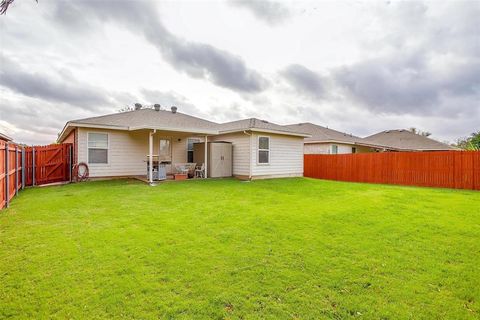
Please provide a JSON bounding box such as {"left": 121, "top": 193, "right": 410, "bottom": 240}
{"left": 57, "top": 106, "right": 309, "bottom": 182}
{"left": 286, "top": 123, "right": 456, "bottom": 154}
{"left": 285, "top": 123, "right": 385, "bottom": 154}
{"left": 363, "top": 129, "right": 456, "bottom": 151}
{"left": 0, "top": 132, "right": 13, "bottom": 142}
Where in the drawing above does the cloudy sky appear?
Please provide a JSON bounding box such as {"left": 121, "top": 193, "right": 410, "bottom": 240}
{"left": 0, "top": 0, "right": 479, "bottom": 145}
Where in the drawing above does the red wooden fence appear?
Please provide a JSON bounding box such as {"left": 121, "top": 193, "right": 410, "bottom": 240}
{"left": 0, "top": 141, "right": 22, "bottom": 209}
{"left": 304, "top": 151, "right": 480, "bottom": 191}
{"left": 1, "top": 143, "right": 72, "bottom": 210}
{"left": 25, "top": 144, "right": 72, "bottom": 186}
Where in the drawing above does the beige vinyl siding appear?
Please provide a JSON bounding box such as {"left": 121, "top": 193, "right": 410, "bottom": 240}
{"left": 78, "top": 128, "right": 196, "bottom": 177}
{"left": 78, "top": 128, "right": 149, "bottom": 177}
{"left": 77, "top": 127, "right": 305, "bottom": 179}
{"left": 304, "top": 143, "right": 373, "bottom": 154}
{"left": 251, "top": 133, "right": 303, "bottom": 178}
{"left": 171, "top": 138, "right": 187, "bottom": 163}
{"left": 209, "top": 132, "right": 250, "bottom": 176}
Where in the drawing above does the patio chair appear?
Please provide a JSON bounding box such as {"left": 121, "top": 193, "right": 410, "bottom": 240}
{"left": 195, "top": 163, "right": 205, "bottom": 178}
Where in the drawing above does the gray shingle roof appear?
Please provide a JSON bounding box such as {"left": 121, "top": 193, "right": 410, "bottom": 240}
{"left": 62, "top": 109, "right": 309, "bottom": 139}
{"left": 285, "top": 123, "right": 373, "bottom": 145}
{"left": 363, "top": 129, "right": 456, "bottom": 151}
{"left": 71, "top": 108, "right": 219, "bottom": 132}
{"left": 218, "top": 118, "right": 309, "bottom": 136}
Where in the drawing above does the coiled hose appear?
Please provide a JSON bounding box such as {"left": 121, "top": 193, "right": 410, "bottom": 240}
{"left": 73, "top": 162, "right": 89, "bottom": 182}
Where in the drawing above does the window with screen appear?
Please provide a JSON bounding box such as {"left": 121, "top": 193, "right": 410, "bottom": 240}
{"left": 88, "top": 133, "right": 108, "bottom": 164}
{"left": 187, "top": 138, "right": 200, "bottom": 163}
{"left": 258, "top": 136, "right": 270, "bottom": 164}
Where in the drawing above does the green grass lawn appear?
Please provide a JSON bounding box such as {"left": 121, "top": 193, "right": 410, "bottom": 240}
{"left": 1, "top": 178, "right": 479, "bottom": 319}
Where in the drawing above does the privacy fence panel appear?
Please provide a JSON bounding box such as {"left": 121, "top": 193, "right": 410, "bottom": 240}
{"left": 0, "top": 141, "right": 6, "bottom": 209}
{"left": 1, "top": 143, "right": 72, "bottom": 210}
{"left": 304, "top": 151, "right": 480, "bottom": 191}
{"left": 24, "top": 144, "right": 72, "bottom": 186}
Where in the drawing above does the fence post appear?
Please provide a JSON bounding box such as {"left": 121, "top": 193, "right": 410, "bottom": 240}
{"left": 21, "top": 148, "right": 25, "bottom": 189}
{"left": 15, "top": 145, "right": 18, "bottom": 196}
{"left": 32, "top": 147, "right": 36, "bottom": 186}
{"left": 5, "top": 143, "right": 9, "bottom": 208}
{"left": 69, "top": 144, "right": 73, "bottom": 182}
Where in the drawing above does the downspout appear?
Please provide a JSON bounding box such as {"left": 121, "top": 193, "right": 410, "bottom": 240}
{"left": 243, "top": 130, "right": 253, "bottom": 180}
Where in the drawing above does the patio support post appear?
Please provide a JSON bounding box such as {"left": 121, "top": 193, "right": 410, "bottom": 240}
{"left": 149, "top": 130, "right": 154, "bottom": 184}
{"left": 204, "top": 135, "right": 208, "bottom": 178}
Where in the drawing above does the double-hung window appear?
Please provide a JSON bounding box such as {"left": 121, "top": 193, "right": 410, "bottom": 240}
{"left": 88, "top": 133, "right": 108, "bottom": 164}
{"left": 258, "top": 136, "right": 270, "bottom": 164}
{"left": 187, "top": 138, "right": 200, "bottom": 163}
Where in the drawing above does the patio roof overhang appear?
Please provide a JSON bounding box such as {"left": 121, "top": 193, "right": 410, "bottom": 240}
{"left": 58, "top": 122, "right": 218, "bottom": 143}
{"left": 129, "top": 126, "right": 218, "bottom": 135}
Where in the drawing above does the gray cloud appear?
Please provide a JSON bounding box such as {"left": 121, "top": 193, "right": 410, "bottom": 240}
{"left": 280, "top": 64, "right": 325, "bottom": 100}
{"left": 0, "top": 97, "right": 102, "bottom": 145}
{"left": 53, "top": 1, "right": 267, "bottom": 93}
{"left": 230, "top": 0, "right": 292, "bottom": 25}
{"left": 0, "top": 54, "right": 111, "bottom": 108}
{"left": 333, "top": 50, "right": 480, "bottom": 116}
{"left": 140, "top": 89, "right": 204, "bottom": 116}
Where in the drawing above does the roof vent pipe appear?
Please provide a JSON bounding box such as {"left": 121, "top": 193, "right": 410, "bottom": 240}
{"left": 154, "top": 104, "right": 161, "bottom": 111}
{"left": 171, "top": 106, "right": 177, "bottom": 113}
{"left": 134, "top": 103, "right": 142, "bottom": 110}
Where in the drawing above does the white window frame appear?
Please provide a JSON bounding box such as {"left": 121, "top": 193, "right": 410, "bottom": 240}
{"left": 87, "top": 132, "right": 109, "bottom": 165}
{"left": 257, "top": 136, "right": 270, "bottom": 165}
{"left": 331, "top": 144, "right": 338, "bottom": 154}
{"left": 186, "top": 138, "right": 201, "bottom": 163}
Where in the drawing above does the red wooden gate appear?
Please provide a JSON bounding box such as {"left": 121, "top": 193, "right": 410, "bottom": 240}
{"left": 1, "top": 143, "right": 72, "bottom": 209}
{"left": 25, "top": 144, "right": 72, "bottom": 186}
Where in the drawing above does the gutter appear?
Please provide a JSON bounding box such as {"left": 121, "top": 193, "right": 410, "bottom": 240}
{"left": 58, "top": 122, "right": 219, "bottom": 143}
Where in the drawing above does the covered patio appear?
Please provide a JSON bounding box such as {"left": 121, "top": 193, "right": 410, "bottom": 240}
{"left": 128, "top": 126, "right": 218, "bottom": 184}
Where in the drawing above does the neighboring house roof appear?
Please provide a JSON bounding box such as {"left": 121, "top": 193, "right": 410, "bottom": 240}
{"left": 58, "top": 108, "right": 309, "bottom": 142}
{"left": 218, "top": 118, "right": 310, "bottom": 137}
{"left": 363, "top": 129, "right": 456, "bottom": 151}
{"left": 285, "top": 123, "right": 383, "bottom": 147}
{"left": 0, "top": 132, "right": 13, "bottom": 142}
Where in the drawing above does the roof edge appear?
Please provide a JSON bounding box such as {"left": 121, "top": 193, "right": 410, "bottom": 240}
{"left": 305, "top": 140, "right": 394, "bottom": 149}
{"left": 57, "top": 122, "right": 130, "bottom": 143}
{"left": 218, "top": 128, "right": 311, "bottom": 137}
